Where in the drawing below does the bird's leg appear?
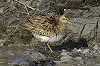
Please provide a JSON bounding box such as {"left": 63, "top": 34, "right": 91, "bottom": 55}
{"left": 47, "top": 43, "right": 53, "bottom": 53}
{"left": 45, "top": 45, "right": 46, "bottom": 51}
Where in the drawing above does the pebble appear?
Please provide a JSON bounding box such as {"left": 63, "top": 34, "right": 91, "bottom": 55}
{"left": 60, "top": 49, "right": 72, "bottom": 61}
{"left": 93, "top": 44, "right": 99, "bottom": 50}
{"left": 75, "top": 57, "right": 82, "bottom": 60}
{"left": 83, "top": 49, "right": 90, "bottom": 54}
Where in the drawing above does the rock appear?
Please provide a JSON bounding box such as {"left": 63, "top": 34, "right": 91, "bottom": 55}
{"left": 0, "top": 7, "right": 4, "bottom": 14}
{"left": 8, "top": 51, "right": 56, "bottom": 66}
{"left": 89, "top": 6, "right": 100, "bottom": 17}
{"left": 93, "top": 44, "right": 99, "bottom": 50}
{"left": 66, "top": 17, "right": 99, "bottom": 42}
{"left": 60, "top": 49, "right": 72, "bottom": 61}
{"left": 83, "top": 49, "right": 90, "bottom": 54}
{"left": 75, "top": 57, "right": 82, "bottom": 60}
{"left": 61, "top": 49, "right": 67, "bottom": 55}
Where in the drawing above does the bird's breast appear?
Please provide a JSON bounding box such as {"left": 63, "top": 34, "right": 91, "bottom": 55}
{"left": 33, "top": 32, "right": 65, "bottom": 42}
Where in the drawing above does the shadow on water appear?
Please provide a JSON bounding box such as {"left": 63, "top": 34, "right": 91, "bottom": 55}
{"left": 51, "top": 38, "right": 88, "bottom": 51}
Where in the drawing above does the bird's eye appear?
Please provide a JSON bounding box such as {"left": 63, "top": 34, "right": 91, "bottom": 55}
{"left": 65, "top": 18, "right": 67, "bottom": 20}
{"left": 65, "top": 18, "right": 68, "bottom": 20}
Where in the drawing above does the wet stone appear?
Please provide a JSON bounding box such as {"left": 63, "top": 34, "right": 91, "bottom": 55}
{"left": 9, "top": 51, "right": 56, "bottom": 66}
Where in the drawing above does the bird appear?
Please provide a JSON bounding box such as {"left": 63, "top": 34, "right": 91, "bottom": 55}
{"left": 21, "top": 14, "right": 72, "bottom": 53}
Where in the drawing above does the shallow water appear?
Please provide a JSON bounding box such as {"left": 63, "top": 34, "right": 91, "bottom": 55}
{"left": 57, "top": 58, "right": 100, "bottom": 66}
{"left": 0, "top": 47, "right": 25, "bottom": 66}
{"left": 0, "top": 47, "right": 100, "bottom": 66}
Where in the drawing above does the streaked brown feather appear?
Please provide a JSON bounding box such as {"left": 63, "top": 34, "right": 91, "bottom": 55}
{"left": 21, "top": 15, "right": 68, "bottom": 37}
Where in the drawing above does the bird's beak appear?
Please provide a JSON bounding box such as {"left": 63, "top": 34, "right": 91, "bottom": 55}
{"left": 68, "top": 21, "right": 72, "bottom": 24}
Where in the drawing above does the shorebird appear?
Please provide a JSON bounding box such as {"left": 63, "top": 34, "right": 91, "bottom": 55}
{"left": 21, "top": 14, "right": 71, "bottom": 53}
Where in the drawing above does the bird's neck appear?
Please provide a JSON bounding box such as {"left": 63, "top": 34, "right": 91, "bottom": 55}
{"left": 56, "top": 19, "right": 66, "bottom": 33}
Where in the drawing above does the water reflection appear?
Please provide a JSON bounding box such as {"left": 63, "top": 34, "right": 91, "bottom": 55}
{"left": 0, "top": 47, "right": 100, "bottom": 66}
{"left": 0, "top": 47, "right": 25, "bottom": 66}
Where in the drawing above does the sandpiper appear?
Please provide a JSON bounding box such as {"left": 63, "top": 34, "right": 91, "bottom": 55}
{"left": 21, "top": 14, "right": 71, "bottom": 53}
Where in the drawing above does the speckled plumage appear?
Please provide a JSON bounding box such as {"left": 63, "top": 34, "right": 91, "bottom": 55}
{"left": 22, "top": 14, "right": 71, "bottom": 42}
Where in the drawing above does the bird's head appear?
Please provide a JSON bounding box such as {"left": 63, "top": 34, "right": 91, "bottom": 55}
{"left": 59, "top": 14, "right": 72, "bottom": 24}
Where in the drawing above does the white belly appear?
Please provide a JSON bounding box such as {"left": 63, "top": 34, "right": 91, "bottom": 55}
{"left": 33, "top": 32, "right": 65, "bottom": 42}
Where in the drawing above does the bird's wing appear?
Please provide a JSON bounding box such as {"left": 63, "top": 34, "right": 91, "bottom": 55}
{"left": 22, "top": 16, "right": 58, "bottom": 37}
